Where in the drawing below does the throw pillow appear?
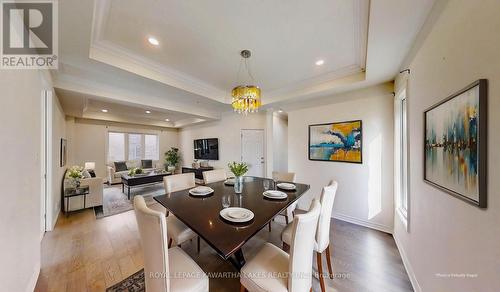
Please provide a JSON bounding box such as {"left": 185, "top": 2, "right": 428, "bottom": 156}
{"left": 141, "top": 159, "right": 153, "bottom": 169}
{"left": 82, "top": 170, "right": 91, "bottom": 179}
{"left": 114, "top": 161, "right": 128, "bottom": 172}
{"left": 88, "top": 170, "right": 96, "bottom": 178}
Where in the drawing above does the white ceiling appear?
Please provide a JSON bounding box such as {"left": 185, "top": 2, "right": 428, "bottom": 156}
{"left": 53, "top": 0, "right": 437, "bottom": 127}
{"left": 96, "top": 0, "right": 368, "bottom": 101}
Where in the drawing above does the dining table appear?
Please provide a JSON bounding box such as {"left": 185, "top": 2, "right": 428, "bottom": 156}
{"left": 154, "top": 176, "right": 310, "bottom": 270}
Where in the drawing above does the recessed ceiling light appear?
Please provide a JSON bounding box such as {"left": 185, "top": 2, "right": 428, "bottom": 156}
{"left": 165, "top": 118, "right": 170, "bottom": 122}
{"left": 101, "top": 109, "right": 108, "bottom": 113}
{"left": 315, "top": 59, "right": 325, "bottom": 66}
{"left": 148, "top": 37, "right": 159, "bottom": 46}
{"left": 145, "top": 110, "right": 151, "bottom": 114}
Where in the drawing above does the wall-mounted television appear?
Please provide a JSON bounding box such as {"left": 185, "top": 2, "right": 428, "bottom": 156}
{"left": 194, "top": 138, "right": 219, "bottom": 160}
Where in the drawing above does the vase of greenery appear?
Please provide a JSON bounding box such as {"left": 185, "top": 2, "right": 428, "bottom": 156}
{"left": 165, "top": 147, "right": 181, "bottom": 173}
{"left": 66, "top": 165, "right": 84, "bottom": 188}
{"left": 128, "top": 167, "right": 143, "bottom": 176}
{"left": 228, "top": 161, "right": 249, "bottom": 194}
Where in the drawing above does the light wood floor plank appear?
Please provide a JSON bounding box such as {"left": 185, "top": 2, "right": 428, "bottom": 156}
{"left": 35, "top": 199, "right": 412, "bottom": 292}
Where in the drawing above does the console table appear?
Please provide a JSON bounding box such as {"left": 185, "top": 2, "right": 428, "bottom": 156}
{"left": 182, "top": 166, "right": 214, "bottom": 181}
{"left": 64, "top": 186, "right": 90, "bottom": 216}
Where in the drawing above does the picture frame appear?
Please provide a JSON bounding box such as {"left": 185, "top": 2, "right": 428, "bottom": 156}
{"left": 60, "top": 138, "right": 67, "bottom": 167}
{"left": 424, "top": 79, "right": 487, "bottom": 208}
{"left": 308, "top": 120, "right": 363, "bottom": 164}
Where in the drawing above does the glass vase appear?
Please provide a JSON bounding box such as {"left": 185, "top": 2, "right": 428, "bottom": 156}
{"left": 234, "top": 176, "right": 244, "bottom": 194}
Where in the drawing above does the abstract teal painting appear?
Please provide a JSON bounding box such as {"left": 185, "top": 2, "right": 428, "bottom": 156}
{"left": 309, "top": 120, "right": 362, "bottom": 163}
{"left": 424, "top": 79, "right": 487, "bottom": 208}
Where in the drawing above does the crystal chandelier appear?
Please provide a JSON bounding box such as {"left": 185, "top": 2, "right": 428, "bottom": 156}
{"left": 232, "top": 50, "right": 261, "bottom": 114}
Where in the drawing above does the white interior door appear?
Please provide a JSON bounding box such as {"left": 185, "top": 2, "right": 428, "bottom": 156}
{"left": 241, "top": 129, "right": 265, "bottom": 177}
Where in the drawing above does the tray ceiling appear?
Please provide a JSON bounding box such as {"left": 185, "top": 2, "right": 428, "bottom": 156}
{"left": 90, "top": 0, "right": 369, "bottom": 104}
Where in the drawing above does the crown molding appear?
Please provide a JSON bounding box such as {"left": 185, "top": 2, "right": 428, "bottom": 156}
{"left": 52, "top": 72, "right": 222, "bottom": 121}
{"left": 89, "top": 0, "right": 370, "bottom": 106}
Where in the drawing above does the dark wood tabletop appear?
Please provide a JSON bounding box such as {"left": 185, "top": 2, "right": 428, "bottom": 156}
{"left": 154, "top": 176, "right": 310, "bottom": 259}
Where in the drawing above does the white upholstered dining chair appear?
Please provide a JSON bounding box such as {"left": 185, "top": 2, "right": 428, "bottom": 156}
{"left": 133, "top": 196, "right": 209, "bottom": 292}
{"left": 163, "top": 173, "right": 200, "bottom": 251}
{"left": 240, "top": 199, "right": 321, "bottom": 292}
{"left": 281, "top": 180, "right": 338, "bottom": 292}
{"left": 268, "top": 171, "right": 297, "bottom": 232}
{"left": 202, "top": 169, "right": 227, "bottom": 184}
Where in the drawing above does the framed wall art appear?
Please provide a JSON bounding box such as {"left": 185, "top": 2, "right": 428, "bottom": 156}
{"left": 424, "top": 79, "right": 487, "bottom": 208}
{"left": 309, "top": 120, "right": 362, "bottom": 163}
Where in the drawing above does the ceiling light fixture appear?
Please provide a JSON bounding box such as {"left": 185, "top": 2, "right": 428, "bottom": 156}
{"left": 315, "top": 59, "right": 325, "bottom": 66}
{"left": 165, "top": 118, "right": 170, "bottom": 122}
{"left": 231, "top": 50, "right": 261, "bottom": 115}
{"left": 148, "top": 37, "right": 159, "bottom": 46}
{"left": 145, "top": 110, "right": 151, "bottom": 114}
{"left": 101, "top": 109, "right": 108, "bottom": 113}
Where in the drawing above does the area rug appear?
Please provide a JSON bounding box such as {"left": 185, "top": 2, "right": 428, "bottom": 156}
{"left": 106, "top": 269, "right": 145, "bottom": 292}
{"left": 94, "top": 184, "right": 165, "bottom": 218}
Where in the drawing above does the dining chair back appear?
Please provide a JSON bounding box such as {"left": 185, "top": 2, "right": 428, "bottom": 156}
{"left": 202, "top": 169, "right": 227, "bottom": 184}
{"left": 272, "top": 171, "right": 296, "bottom": 182}
{"left": 316, "top": 180, "right": 338, "bottom": 252}
{"left": 164, "top": 173, "right": 195, "bottom": 194}
{"left": 133, "top": 195, "right": 170, "bottom": 292}
{"left": 288, "top": 199, "right": 321, "bottom": 292}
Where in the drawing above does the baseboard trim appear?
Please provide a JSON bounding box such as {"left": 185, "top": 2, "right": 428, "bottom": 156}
{"left": 332, "top": 213, "right": 393, "bottom": 234}
{"left": 393, "top": 234, "right": 421, "bottom": 292}
{"left": 48, "top": 210, "right": 60, "bottom": 231}
{"left": 26, "top": 260, "right": 40, "bottom": 292}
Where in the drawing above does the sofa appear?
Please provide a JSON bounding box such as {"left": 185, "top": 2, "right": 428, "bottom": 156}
{"left": 64, "top": 177, "right": 104, "bottom": 211}
{"left": 107, "top": 160, "right": 161, "bottom": 184}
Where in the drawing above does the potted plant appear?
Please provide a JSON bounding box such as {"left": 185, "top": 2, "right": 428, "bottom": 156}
{"left": 228, "top": 161, "right": 249, "bottom": 194}
{"left": 66, "top": 165, "right": 84, "bottom": 188}
{"left": 165, "top": 147, "right": 181, "bottom": 173}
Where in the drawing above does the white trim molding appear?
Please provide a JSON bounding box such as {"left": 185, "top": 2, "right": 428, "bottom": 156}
{"left": 393, "top": 234, "right": 421, "bottom": 292}
{"left": 25, "top": 260, "right": 41, "bottom": 292}
{"left": 333, "top": 212, "right": 393, "bottom": 234}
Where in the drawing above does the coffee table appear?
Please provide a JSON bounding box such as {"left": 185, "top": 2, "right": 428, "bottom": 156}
{"left": 121, "top": 171, "right": 171, "bottom": 199}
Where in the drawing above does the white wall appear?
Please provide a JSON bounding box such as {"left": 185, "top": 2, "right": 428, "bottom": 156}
{"left": 67, "top": 118, "right": 179, "bottom": 179}
{"left": 272, "top": 114, "right": 288, "bottom": 172}
{"left": 288, "top": 84, "right": 394, "bottom": 233}
{"left": 0, "top": 70, "right": 45, "bottom": 291}
{"left": 179, "top": 112, "right": 267, "bottom": 173}
{"left": 394, "top": 0, "right": 500, "bottom": 291}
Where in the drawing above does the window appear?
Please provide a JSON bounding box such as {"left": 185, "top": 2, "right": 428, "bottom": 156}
{"left": 107, "top": 132, "right": 159, "bottom": 162}
{"left": 144, "top": 134, "right": 159, "bottom": 160}
{"left": 108, "top": 132, "right": 125, "bottom": 161}
{"left": 400, "top": 92, "right": 408, "bottom": 215}
{"left": 395, "top": 73, "right": 409, "bottom": 230}
{"left": 128, "top": 134, "right": 142, "bottom": 160}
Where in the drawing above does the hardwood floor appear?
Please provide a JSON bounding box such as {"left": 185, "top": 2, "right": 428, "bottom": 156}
{"left": 35, "top": 202, "right": 412, "bottom": 292}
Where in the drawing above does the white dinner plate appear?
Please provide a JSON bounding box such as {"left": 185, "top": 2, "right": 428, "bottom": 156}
{"left": 188, "top": 186, "right": 214, "bottom": 196}
{"left": 277, "top": 182, "right": 296, "bottom": 191}
{"left": 263, "top": 190, "right": 288, "bottom": 200}
{"left": 220, "top": 207, "right": 254, "bottom": 223}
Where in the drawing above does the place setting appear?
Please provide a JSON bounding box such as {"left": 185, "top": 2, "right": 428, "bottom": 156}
{"left": 276, "top": 182, "right": 297, "bottom": 191}
{"left": 224, "top": 177, "right": 235, "bottom": 186}
{"left": 262, "top": 179, "right": 289, "bottom": 200}
{"left": 188, "top": 186, "right": 214, "bottom": 197}
{"left": 219, "top": 195, "right": 254, "bottom": 225}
